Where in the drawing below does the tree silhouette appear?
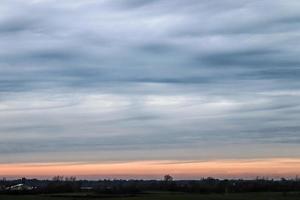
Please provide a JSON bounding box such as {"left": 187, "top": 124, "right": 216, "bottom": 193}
{"left": 164, "top": 175, "right": 173, "bottom": 182}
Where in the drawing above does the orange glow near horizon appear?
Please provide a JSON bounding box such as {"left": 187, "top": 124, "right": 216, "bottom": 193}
{"left": 1, "top": 158, "right": 300, "bottom": 179}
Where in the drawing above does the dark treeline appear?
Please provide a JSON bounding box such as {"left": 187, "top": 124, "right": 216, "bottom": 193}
{"left": 1, "top": 176, "right": 300, "bottom": 195}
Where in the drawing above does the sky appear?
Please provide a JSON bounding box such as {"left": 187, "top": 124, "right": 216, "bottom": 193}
{"left": 1, "top": 0, "right": 300, "bottom": 179}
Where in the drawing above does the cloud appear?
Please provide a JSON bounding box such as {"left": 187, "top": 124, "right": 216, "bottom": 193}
{"left": 0, "top": 0, "right": 300, "bottom": 164}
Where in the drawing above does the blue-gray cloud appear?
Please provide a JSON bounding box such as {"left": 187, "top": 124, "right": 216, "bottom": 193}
{"left": 0, "top": 0, "right": 300, "bottom": 164}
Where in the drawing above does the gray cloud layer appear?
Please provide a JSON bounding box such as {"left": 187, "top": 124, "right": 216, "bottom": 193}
{"left": 1, "top": 0, "right": 300, "bottom": 163}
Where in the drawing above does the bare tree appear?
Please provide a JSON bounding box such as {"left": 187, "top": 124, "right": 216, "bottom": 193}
{"left": 52, "top": 176, "right": 64, "bottom": 182}
{"left": 65, "top": 176, "right": 76, "bottom": 182}
{"left": 164, "top": 174, "right": 173, "bottom": 182}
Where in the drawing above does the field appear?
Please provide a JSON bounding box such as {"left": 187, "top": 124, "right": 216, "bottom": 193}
{"left": 0, "top": 192, "right": 300, "bottom": 200}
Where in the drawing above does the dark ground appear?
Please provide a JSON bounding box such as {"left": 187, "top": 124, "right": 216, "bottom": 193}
{"left": 1, "top": 192, "right": 300, "bottom": 200}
